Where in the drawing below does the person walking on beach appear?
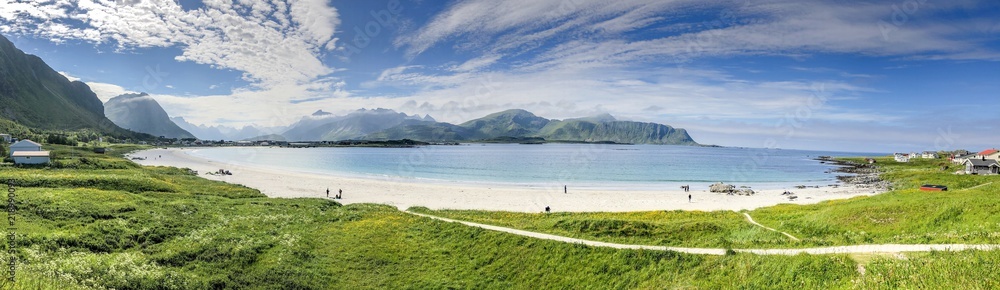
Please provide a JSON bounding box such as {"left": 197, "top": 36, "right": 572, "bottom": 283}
{"left": 564, "top": 185, "right": 567, "bottom": 194}
{"left": 326, "top": 188, "right": 330, "bottom": 198}
{"left": 688, "top": 194, "right": 692, "bottom": 203}
{"left": 338, "top": 189, "right": 342, "bottom": 199}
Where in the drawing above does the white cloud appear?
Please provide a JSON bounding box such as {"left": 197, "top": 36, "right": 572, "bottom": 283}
{"left": 0, "top": 0, "right": 341, "bottom": 88}
{"left": 58, "top": 71, "right": 79, "bottom": 81}
{"left": 85, "top": 81, "right": 133, "bottom": 103}
{"left": 397, "top": 0, "right": 1000, "bottom": 61}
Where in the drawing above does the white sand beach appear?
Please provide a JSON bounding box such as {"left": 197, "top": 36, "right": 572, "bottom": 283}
{"left": 130, "top": 148, "right": 882, "bottom": 213}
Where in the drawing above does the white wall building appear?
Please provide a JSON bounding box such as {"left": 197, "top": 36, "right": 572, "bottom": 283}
{"left": 9, "top": 139, "right": 42, "bottom": 156}
{"left": 12, "top": 151, "right": 50, "bottom": 164}
{"left": 8, "top": 139, "right": 49, "bottom": 165}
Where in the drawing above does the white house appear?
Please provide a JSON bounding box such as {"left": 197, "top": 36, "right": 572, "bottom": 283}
{"left": 9, "top": 139, "right": 42, "bottom": 156}
{"left": 11, "top": 151, "right": 50, "bottom": 165}
{"left": 894, "top": 153, "right": 910, "bottom": 163}
{"left": 981, "top": 150, "right": 1000, "bottom": 161}
{"left": 922, "top": 151, "right": 939, "bottom": 159}
{"left": 8, "top": 139, "right": 49, "bottom": 165}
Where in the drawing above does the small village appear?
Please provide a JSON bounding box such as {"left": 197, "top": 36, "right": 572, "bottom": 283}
{"left": 893, "top": 149, "right": 1000, "bottom": 175}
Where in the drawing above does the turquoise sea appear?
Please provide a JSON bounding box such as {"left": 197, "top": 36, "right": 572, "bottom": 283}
{"left": 187, "top": 144, "right": 882, "bottom": 191}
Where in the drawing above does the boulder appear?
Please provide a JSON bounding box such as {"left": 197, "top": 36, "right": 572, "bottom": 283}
{"left": 710, "top": 182, "right": 736, "bottom": 193}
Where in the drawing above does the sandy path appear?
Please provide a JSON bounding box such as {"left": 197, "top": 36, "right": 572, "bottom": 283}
{"left": 130, "top": 148, "right": 882, "bottom": 213}
{"left": 408, "top": 211, "right": 1000, "bottom": 255}
{"left": 740, "top": 212, "right": 801, "bottom": 241}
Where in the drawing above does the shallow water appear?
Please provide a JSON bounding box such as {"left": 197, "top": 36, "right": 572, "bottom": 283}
{"left": 188, "top": 144, "right": 881, "bottom": 190}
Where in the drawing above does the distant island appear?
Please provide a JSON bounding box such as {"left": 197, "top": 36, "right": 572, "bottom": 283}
{"left": 103, "top": 93, "right": 699, "bottom": 145}
{"left": 207, "top": 108, "right": 698, "bottom": 146}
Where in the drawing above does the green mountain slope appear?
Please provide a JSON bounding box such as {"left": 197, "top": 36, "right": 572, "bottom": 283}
{"left": 0, "top": 35, "right": 107, "bottom": 130}
{"left": 539, "top": 118, "right": 697, "bottom": 145}
{"left": 104, "top": 93, "right": 195, "bottom": 139}
{"left": 459, "top": 109, "right": 550, "bottom": 138}
{"left": 0, "top": 34, "right": 147, "bottom": 139}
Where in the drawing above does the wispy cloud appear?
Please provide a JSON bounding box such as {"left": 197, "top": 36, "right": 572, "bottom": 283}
{"left": 0, "top": 0, "right": 341, "bottom": 88}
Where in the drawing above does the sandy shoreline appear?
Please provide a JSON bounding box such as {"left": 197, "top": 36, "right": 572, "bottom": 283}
{"left": 130, "top": 147, "right": 881, "bottom": 213}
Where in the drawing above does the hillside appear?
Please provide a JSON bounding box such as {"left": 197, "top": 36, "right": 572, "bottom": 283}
{"left": 366, "top": 109, "right": 698, "bottom": 145}
{"left": 104, "top": 93, "right": 195, "bottom": 139}
{"left": 0, "top": 34, "right": 148, "bottom": 139}
{"left": 459, "top": 109, "right": 550, "bottom": 138}
{"left": 0, "top": 35, "right": 106, "bottom": 130}
{"left": 538, "top": 118, "right": 697, "bottom": 145}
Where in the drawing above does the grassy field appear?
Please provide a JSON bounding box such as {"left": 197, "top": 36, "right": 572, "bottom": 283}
{"left": 751, "top": 157, "right": 1000, "bottom": 246}
{"left": 417, "top": 156, "right": 1000, "bottom": 248}
{"left": 408, "top": 208, "right": 796, "bottom": 249}
{"left": 0, "top": 146, "right": 997, "bottom": 288}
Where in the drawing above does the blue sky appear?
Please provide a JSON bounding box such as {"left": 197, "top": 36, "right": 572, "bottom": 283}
{"left": 1, "top": 0, "right": 998, "bottom": 152}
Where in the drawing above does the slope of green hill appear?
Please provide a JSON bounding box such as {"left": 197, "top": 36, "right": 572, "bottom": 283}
{"left": 459, "top": 109, "right": 550, "bottom": 138}
{"left": 0, "top": 34, "right": 150, "bottom": 140}
{"left": 536, "top": 113, "right": 696, "bottom": 144}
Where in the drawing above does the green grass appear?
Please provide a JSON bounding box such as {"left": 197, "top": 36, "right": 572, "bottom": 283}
{"left": 409, "top": 208, "right": 793, "bottom": 249}
{"left": 415, "top": 156, "right": 1000, "bottom": 249}
{"left": 0, "top": 146, "right": 996, "bottom": 288}
{"left": 749, "top": 156, "right": 1000, "bottom": 246}
{"left": 853, "top": 250, "right": 1000, "bottom": 289}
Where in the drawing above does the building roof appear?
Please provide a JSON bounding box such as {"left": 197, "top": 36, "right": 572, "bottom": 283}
{"left": 955, "top": 153, "right": 978, "bottom": 160}
{"left": 979, "top": 149, "right": 998, "bottom": 156}
{"left": 965, "top": 159, "right": 999, "bottom": 167}
{"left": 11, "top": 151, "right": 50, "bottom": 157}
{"left": 11, "top": 139, "right": 42, "bottom": 147}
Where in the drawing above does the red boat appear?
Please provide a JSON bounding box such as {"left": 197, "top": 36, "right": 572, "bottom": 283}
{"left": 919, "top": 185, "right": 948, "bottom": 191}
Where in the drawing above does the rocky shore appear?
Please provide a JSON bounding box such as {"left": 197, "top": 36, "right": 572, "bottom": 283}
{"left": 818, "top": 156, "right": 892, "bottom": 191}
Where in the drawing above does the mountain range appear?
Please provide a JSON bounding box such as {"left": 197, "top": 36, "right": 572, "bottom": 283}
{"left": 0, "top": 34, "right": 146, "bottom": 139}
{"left": 171, "top": 117, "right": 287, "bottom": 142}
{"left": 363, "top": 109, "right": 698, "bottom": 145}
{"left": 281, "top": 108, "right": 434, "bottom": 141}
{"left": 0, "top": 33, "right": 695, "bottom": 146}
{"left": 163, "top": 107, "right": 697, "bottom": 145}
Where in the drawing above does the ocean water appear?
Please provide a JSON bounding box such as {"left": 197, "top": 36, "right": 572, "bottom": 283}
{"left": 187, "top": 144, "right": 881, "bottom": 191}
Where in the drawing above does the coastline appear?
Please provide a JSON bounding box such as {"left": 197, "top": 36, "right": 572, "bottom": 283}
{"left": 130, "top": 147, "right": 883, "bottom": 213}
